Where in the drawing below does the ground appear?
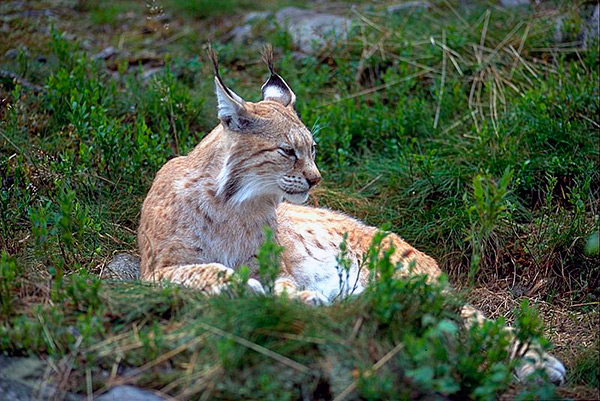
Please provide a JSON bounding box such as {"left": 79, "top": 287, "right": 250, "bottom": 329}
{"left": 0, "top": 0, "right": 598, "bottom": 400}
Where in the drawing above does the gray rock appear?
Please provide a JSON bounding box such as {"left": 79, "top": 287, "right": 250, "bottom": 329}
{"left": 103, "top": 253, "right": 140, "bottom": 280}
{"left": 0, "top": 357, "right": 165, "bottom": 401}
{"left": 500, "top": 0, "right": 529, "bottom": 7}
{"left": 0, "top": 356, "right": 82, "bottom": 401}
{"left": 230, "top": 11, "right": 271, "bottom": 44}
{"left": 554, "top": 4, "right": 599, "bottom": 47}
{"left": 95, "top": 385, "right": 167, "bottom": 401}
{"left": 275, "top": 7, "right": 353, "bottom": 54}
{"left": 142, "top": 67, "right": 163, "bottom": 81}
{"left": 4, "top": 49, "right": 19, "bottom": 59}
{"left": 553, "top": 15, "right": 564, "bottom": 43}
{"left": 242, "top": 10, "right": 271, "bottom": 24}
{"left": 582, "top": 4, "right": 599, "bottom": 48}
{"left": 93, "top": 46, "right": 118, "bottom": 60}
{"left": 387, "top": 1, "right": 430, "bottom": 14}
{"left": 5, "top": 46, "right": 29, "bottom": 59}
{"left": 230, "top": 24, "right": 254, "bottom": 44}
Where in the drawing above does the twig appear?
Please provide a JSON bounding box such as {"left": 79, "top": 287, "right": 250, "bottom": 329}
{"left": 355, "top": 31, "right": 392, "bottom": 84}
{"left": 384, "top": 51, "right": 439, "bottom": 74}
{"left": 111, "top": 334, "right": 208, "bottom": 386}
{"left": 577, "top": 112, "right": 600, "bottom": 129}
{"left": 442, "top": 111, "right": 471, "bottom": 135}
{"left": 351, "top": 6, "right": 387, "bottom": 34}
{"left": 162, "top": 365, "right": 221, "bottom": 396}
{"left": 0, "top": 129, "right": 22, "bottom": 154}
{"left": 507, "top": 45, "right": 539, "bottom": 80}
{"left": 156, "top": 27, "right": 191, "bottom": 47}
{"left": 0, "top": 69, "right": 45, "bottom": 93}
{"left": 357, "top": 174, "right": 382, "bottom": 193}
{"left": 265, "top": 332, "right": 327, "bottom": 344}
{"left": 434, "top": 30, "right": 447, "bottom": 130}
{"left": 447, "top": 52, "right": 463, "bottom": 76}
{"left": 197, "top": 321, "right": 310, "bottom": 374}
{"left": 483, "top": 21, "right": 524, "bottom": 67}
{"left": 55, "top": 335, "right": 84, "bottom": 400}
{"left": 509, "top": 23, "right": 530, "bottom": 79}
{"left": 570, "top": 301, "right": 600, "bottom": 308}
{"left": 489, "top": 67, "right": 498, "bottom": 136}
{"left": 349, "top": 316, "right": 363, "bottom": 341}
{"left": 478, "top": 10, "right": 491, "bottom": 65}
{"left": 86, "top": 368, "right": 93, "bottom": 401}
{"left": 321, "top": 70, "right": 430, "bottom": 107}
{"left": 333, "top": 342, "right": 405, "bottom": 401}
{"left": 441, "top": 0, "right": 468, "bottom": 27}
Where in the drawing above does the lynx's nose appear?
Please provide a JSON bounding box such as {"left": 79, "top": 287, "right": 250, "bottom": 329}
{"left": 306, "top": 175, "right": 321, "bottom": 188}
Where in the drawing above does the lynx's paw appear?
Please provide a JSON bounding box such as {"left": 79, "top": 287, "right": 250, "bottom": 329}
{"left": 274, "top": 278, "right": 329, "bottom": 306}
{"left": 297, "top": 290, "right": 330, "bottom": 306}
{"left": 515, "top": 350, "right": 566, "bottom": 385}
{"left": 246, "top": 278, "right": 266, "bottom": 295}
{"left": 210, "top": 269, "right": 266, "bottom": 296}
{"left": 167, "top": 264, "right": 264, "bottom": 296}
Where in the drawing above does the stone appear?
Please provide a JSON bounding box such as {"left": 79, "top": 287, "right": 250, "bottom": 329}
{"left": 582, "top": 4, "right": 599, "bottom": 48}
{"left": 242, "top": 11, "right": 271, "bottom": 24}
{"left": 5, "top": 46, "right": 29, "bottom": 59}
{"left": 387, "top": 1, "right": 430, "bottom": 14}
{"left": 4, "top": 49, "right": 19, "bottom": 59}
{"left": 0, "top": 356, "right": 82, "bottom": 401}
{"left": 230, "top": 11, "right": 274, "bottom": 45}
{"left": 274, "top": 7, "right": 352, "bottom": 54}
{"left": 552, "top": 15, "right": 564, "bottom": 43}
{"left": 500, "top": 0, "right": 530, "bottom": 7}
{"left": 553, "top": 4, "right": 599, "bottom": 47}
{"left": 93, "top": 46, "right": 118, "bottom": 60}
{"left": 103, "top": 253, "right": 140, "bottom": 280}
{"left": 230, "top": 24, "right": 254, "bottom": 44}
{"left": 0, "top": 357, "right": 166, "bottom": 400}
{"left": 95, "top": 385, "right": 167, "bottom": 401}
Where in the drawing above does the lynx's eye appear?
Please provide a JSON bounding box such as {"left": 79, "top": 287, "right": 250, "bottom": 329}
{"left": 311, "top": 143, "right": 316, "bottom": 158}
{"left": 278, "top": 146, "right": 297, "bottom": 159}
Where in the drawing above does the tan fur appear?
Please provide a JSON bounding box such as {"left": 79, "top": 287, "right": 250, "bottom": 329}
{"left": 138, "top": 57, "right": 565, "bottom": 384}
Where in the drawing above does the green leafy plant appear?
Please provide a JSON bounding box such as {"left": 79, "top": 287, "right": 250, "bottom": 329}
{"left": 466, "top": 168, "right": 513, "bottom": 283}
{"left": 257, "top": 227, "right": 283, "bottom": 294}
{"left": 0, "top": 252, "right": 20, "bottom": 318}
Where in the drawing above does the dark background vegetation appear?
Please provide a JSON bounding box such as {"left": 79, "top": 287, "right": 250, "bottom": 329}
{"left": 0, "top": 0, "right": 598, "bottom": 399}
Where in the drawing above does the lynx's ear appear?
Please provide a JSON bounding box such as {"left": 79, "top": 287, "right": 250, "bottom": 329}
{"left": 208, "top": 47, "right": 255, "bottom": 131}
{"left": 260, "top": 45, "right": 296, "bottom": 108}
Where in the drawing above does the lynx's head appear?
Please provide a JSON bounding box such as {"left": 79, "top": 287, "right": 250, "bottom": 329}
{"left": 210, "top": 47, "right": 321, "bottom": 205}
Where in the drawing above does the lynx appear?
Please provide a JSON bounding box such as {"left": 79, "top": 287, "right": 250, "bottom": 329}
{"left": 138, "top": 47, "right": 565, "bottom": 385}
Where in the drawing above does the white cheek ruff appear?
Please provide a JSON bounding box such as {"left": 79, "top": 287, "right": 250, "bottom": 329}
{"left": 230, "top": 175, "right": 279, "bottom": 204}
{"left": 215, "top": 156, "right": 231, "bottom": 198}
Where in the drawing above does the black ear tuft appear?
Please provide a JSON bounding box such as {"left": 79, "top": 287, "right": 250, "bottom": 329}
{"left": 208, "top": 45, "right": 255, "bottom": 131}
{"left": 260, "top": 45, "right": 297, "bottom": 108}
{"left": 207, "top": 44, "right": 244, "bottom": 104}
{"left": 261, "top": 44, "right": 276, "bottom": 75}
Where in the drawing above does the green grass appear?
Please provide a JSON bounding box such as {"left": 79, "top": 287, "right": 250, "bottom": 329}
{"left": 1, "top": 0, "right": 599, "bottom": 399}
{"left": 568, "top": 346, "right": 600, "bottom": 388}
{"left": 88, "top": 1, "right": 139, "bottom": 26}
{"left": 0, "top": 236, "right": 557, "bottom": 400}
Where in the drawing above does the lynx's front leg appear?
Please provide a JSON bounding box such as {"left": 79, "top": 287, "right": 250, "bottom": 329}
{"left": 274, "top": 277, "right": 329, "bottom": 306}
{"left": 144, "top": 264, "right": 264, "bottom": 295}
